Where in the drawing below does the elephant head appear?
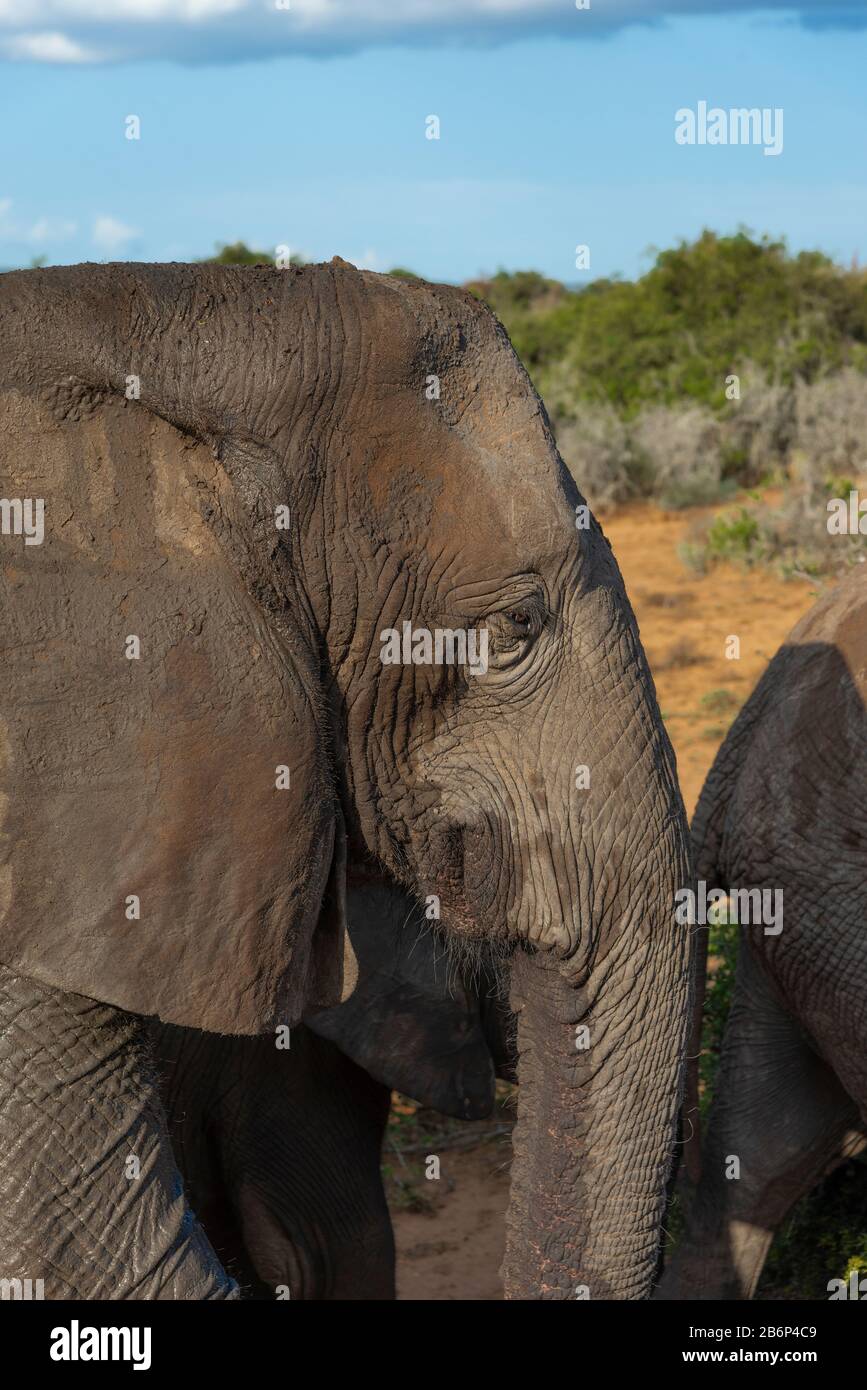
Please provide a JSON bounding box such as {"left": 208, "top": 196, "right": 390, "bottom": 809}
{"left": 0, "top": 259, "right": 692, "bottom": 1299}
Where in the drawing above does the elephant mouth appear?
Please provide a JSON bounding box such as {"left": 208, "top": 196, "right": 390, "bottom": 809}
{"left": 433, "top": 873, "right": 574, "bottom": 958}
{"left": 419, "top": 812, "right": 514, "bottom": 938}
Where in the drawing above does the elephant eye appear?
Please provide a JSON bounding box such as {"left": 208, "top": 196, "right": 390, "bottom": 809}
{"left": 484, "top": 601, "right": 543, "bottom": 669}
{"left": 504, "top": 607, "right": 533, "bottom": 633}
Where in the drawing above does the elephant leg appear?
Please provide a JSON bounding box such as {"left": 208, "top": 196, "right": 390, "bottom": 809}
{"left": 0, "top": 965, "right": 237, "bottom": 1299}
{"left": 659, "top": 936, "right": 864, "bottom": 1300}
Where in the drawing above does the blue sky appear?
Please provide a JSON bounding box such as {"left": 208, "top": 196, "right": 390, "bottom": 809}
{"left": 1, "top": 2, "right": 866, "bottom": 281}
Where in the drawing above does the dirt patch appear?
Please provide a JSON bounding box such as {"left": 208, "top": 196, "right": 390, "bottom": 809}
{"left": 392, "top": 1139, "right": 512, "bottom": 1300}
{"left": 605, "top": 501, "right": 819, "bottom": 816}
{"left": 389, "top": 499, "right": 823, "bottom": 1299}
{"left": 384, "top": 1092, "right": 514, "bottom": 1300}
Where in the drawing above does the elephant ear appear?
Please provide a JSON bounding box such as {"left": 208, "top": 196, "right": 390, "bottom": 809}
{"left": 0, "top": 389, "right": 345, "bottom": 1034}
{"left": 308, "top": 876, "right": 499, "bottom": 1120}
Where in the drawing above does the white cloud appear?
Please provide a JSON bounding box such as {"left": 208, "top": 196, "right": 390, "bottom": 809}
{"left": 352, "top": 247, "right": 385, "bottom": 271}
{"left": 2, "top": 30, "right": 98, "bottom": 62}
{"left": 0, "top": 2, "right": 863, "bottom": 66}
{"left": 0, "top": 198, "right": 78, "bottom": 245}
{"left": 30, "top": 216, "right": 78, "bottom": 241}
{"left": 92, "top": 215, "right": 139, "bottom": 251}
{"left": 0, "top": 0, "right": 241, "bottom": 15}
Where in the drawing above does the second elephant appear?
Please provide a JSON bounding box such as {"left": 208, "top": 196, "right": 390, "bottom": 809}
{"left": 660, "top": 567, "right": 867, "bottom": 1299}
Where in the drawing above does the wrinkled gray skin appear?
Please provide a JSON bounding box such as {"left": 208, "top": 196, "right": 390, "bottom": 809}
{"left": 659, "top": 569, "right": 867, "bottom": 1300}
{"left": 0, "top": 261, "right": 691, "bottom": 1299}
{"left": 0, "top": 965, "right": 232, "bottom": 1299}
{"left": 153, "top": 875, "right": 512, "bottom": 1300}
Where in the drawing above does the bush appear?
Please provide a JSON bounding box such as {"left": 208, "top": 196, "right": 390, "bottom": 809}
{"left": 719, "top": 372, "right": 795, "bottom": 488}
{"left": 683, "top": 485, "right": 867, "bottom": 579}
{"left": 699, "top": 914, "right": 740, "bottom": 1107}
{"left": 552, "top": 401, "right": 635, "bottom": 509}
{"left": 474, "top": 230, "right": 867, "bottom": 419}
{"left": 553, "top": 361, "right": 867, "bottom": 525}
{"left": 202, "top": 241, "right": 306, "bottom": 267}
{"left": 759, "top": 1161, "right": 867, "bottom": 1299}
{"left": 707, "top": 507, "right": 761, "bottom": 560}
{"left": 631, "top": 403, "right": 727, "bottom": 509}
{"left": 792, "top": 369, "right": 867, "bottom": 489}
{"left": 467, "top": 232, "right": 867, "bottom": 521}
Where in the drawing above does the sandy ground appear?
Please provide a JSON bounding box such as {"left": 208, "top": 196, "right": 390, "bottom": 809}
{"left": 389, "top": 499, "right": 822, "bottom": 1299}
{"left": 392, "top": 1137, "right": 512, "bottom": 1300}
{"left": 609, "top": 502, "right": 820, "bottom": 816}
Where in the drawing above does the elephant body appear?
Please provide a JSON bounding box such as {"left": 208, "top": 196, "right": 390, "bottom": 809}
{"left": 661, "top": 567, "right": 867, "bottom": 1299}
{"left": 0, "top": 261, "right": 692, "bottom": 1299}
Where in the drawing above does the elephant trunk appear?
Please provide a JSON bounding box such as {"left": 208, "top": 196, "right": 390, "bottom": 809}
{"left": 502, "top": 667, "right": 693, "bottom": 1302}
{"left": 505, "top": 912, "right": 690, "bottom": 1299}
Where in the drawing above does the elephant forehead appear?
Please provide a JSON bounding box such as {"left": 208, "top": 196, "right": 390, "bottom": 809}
{"left": 355, "top": 399, "right": 578, "bottom": 577}
{"left": 0, "top": 392, "right": 334, "bottom": 1034}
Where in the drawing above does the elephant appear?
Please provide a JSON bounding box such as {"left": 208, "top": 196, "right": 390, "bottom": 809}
{"left": 153, "top": 874, "right": 514, "bottom": 1300}
{"left": 0, "top": 259, "right": 692, "bottom": 1300}
{"left": 659, "top": 566, "right": 867, "bottom": 1300}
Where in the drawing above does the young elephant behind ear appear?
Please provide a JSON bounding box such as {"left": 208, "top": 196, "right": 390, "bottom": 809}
{"left": 153, "top": 877, "right": 513, "bottom": 1299}
{"left": 659, "top": 567, "right": 867, "bottom": 1301}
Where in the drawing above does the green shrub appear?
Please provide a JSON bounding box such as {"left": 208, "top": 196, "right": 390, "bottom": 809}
{"left": 706, "top": 508, "right": 760, "bottom": 561}
{"left": 758, "top": 1159, "right": 867, "bottom": 1299}
{"left": 473, "top": 231, "right": 867, "bottom": 423}
{"left": 202, "top": 241, "right": 305, "bottom": 267}
{"left": 699, "top": 913, "right": 740, "bottom": 1108}
{"left": 684, "top": 487, "right": 867, "bottom": 580}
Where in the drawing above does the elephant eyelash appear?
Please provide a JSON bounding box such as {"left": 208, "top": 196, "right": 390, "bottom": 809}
{"left": 494, "top": 600, "right": 546, "bottom": 640}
